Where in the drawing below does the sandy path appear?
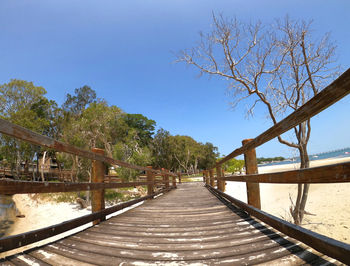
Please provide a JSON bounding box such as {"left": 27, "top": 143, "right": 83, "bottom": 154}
{"left": 225, "top": 157, "right": 350, "bottom": 243}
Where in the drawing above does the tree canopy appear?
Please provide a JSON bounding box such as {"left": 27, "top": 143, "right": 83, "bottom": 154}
{"left": 0, "top": 80, "right": 219, "bottom": 181}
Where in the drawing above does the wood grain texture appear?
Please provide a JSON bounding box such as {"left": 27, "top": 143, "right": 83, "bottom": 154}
{"left": 0, "top": 179, "right": 154, "bottom": 194}
{"left": 1, "top": 183, "right": 338, "bottom": 265}
{"left": 216, "top": 68, "right": 350, "bottom": 166}
{"left": 222, "top": 161, "right": 350, "bottom": 183}
{"left": 242, "top": 139, "right": 261, "bottom": 209}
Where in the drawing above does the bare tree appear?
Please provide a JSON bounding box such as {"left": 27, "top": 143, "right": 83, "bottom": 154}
{"left": 177, "top": 14, "right": 339, "bottom": 225}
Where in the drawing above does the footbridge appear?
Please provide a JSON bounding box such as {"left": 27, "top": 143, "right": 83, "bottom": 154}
{"left": 0, "top": 69, "right": 350, "bottom": 265}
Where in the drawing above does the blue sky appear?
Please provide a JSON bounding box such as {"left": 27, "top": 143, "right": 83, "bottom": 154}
{"left": 0, "top": 0, "right": 349, "bottom": 158}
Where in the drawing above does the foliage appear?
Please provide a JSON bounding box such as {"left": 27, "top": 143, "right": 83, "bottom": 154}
{"left": 221, "top": 158, "right": 245, "bottom": 174}
{"left": 257, "top": 157, "right": 285, "bottom": 164}
{"left": 0, "top": 79, "right": 57, "bottom": 178}
{"left": 0, "top": 79, "right": 218, "bottom": 184}
{"left": 62, "top": 85, "right": 96, "bottom": 115}
{"left": 122, "top": 114, "right": 156, "bottom": 147}
{"left": 151, "top": 129, "right": 219, "bottom": 174}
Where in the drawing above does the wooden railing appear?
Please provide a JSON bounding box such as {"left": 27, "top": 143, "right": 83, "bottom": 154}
{"left": 204, "top": 68, "right": 350, "bottom": 264}
{"left": 0, "top": 120, "right": 179, "bottom": 253}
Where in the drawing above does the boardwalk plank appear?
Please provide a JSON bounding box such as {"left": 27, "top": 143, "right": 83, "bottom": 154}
{"left": 2, "top": 182, "right": 337, "bottom": 265}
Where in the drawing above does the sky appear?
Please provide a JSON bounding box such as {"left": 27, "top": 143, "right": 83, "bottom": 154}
{"left": 0, "top": 0, "right": 349, "bottom": 159}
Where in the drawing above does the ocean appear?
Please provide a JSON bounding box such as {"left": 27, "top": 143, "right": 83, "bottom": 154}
{"left": 259, "top": 147, "right": 350, "bottom": 167}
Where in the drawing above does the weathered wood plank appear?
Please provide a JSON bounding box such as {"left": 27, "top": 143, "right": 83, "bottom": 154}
{"left": 222, "top": 161, "right": 350, "bottom": 184}
{"left": 217, "top": 68, "right": 350, "bottom": 166}
{"left": 29, "top": 248, "right": 95, "bottom": 266}
{"left": 0, "top": 179, "right": 155, "bottom": 194}
{"left": 207, "top": 184, "right": 350, "bottom": 264}
{"left": 56, "top": 236, "right": 291, "bottom": 261}
{"left": 8, "top": 254, "right": 51, "bottom": 266}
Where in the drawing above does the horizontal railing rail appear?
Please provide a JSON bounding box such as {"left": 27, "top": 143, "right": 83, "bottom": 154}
{"left": 0, "top": 179, "right": 159, "bottom": 194}
{"left": 222, "top": 161, "right": 350, "bottom": 183}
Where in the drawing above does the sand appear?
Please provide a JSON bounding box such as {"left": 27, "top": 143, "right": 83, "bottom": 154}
{"left": 1, "top": 192, "right": 146, "bottom": 258}
{"left": 225, "top": 157, "right": 350, "bottom": 244}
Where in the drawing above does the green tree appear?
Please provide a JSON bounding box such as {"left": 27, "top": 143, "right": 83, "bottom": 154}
{"left": 114, "top": 128, "right": 152, "bottom": 180}
{"left": 62, "top": 85, "right": 96, "bottom": 115}
{"left": 198, "top": 142, "right": 219, "bottom": 170}
{"left": 0, "top": 79, "right": 56, "bottom": 179}
{"left": 222, "top": 158, "right": 245, "bottom": 174}
{"left": 151, "top": 129, "right": 174, "bottom": 170}
{"left": 122, "top": 114, "right": 156, "bottom": 147}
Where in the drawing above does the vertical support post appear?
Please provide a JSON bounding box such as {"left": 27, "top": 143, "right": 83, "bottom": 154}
{"left": 221, "top": 168, "right": 226, "bottom": 192}
{"left": 161, "top": 168, "right": 166, "bottom": 189}
{"left": 91, "top": 148, "right": 106, "bottom": 225}
{"left": 209, "top": 169, "right": 214, "bottom": 187}
{"left": 242, "top": 139, "right": 261, "bottom": 209}
{"left": 204, "top": 170, "right": 210, "bottom": 186}
{"left": 216, "top": 165, "right": 222, "bottom": 191}
{"left": 146, "top": 166, "right": 154, "bottom": 198}
{"left": 165, "top": 170, "right": 170, "bottom": 189}
{"left": 172, "top": 173, "right": 177, "bottom": 188}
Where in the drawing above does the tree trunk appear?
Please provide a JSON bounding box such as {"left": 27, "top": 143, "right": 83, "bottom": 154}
{"left": 41, "top": 151, "right": 47, "bottom": 182}
{"left": 15, "top": 150, "right": 21, "bottom": 180}
{"left": 291, "top": 143, "right": 310, "bottom": 225}
{"left": 36, "top": 153, "right": 40, "bottom": 180}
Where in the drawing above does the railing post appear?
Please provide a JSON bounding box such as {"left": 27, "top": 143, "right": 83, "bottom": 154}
{"left": 161, "top": 168, "right": 166, "bottom": 189}
{"left": 242, "top": 139, "right": 261, "bottom": 209}
{"left": 91, "top": 148, "right": 106, "bottom": 225}
{"left": 172, "top": 173, "right": 177, "bottom": 188}
{"left": 165, "top": 169, "right": 170, "bottom": 189}
{"left": 216, "top": 165, "right": 223, "bottom": 191}
{"left": 204, "top": 170, "right": 210, "bottom": 185}
{"left": 209, "top": 169, "right": 214, "bottom": 187}
{"left": 146, "top": 166, "right": 154, "bottom": 198}
{"left": 221, "top": 168, "right": 226, "bottom": 192}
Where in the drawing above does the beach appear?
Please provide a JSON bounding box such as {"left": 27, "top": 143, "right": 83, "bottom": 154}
{"left": 2, "top": 156, "right": 350, "bottom": 258}
{"left": 225, "top": 156, "right": 350, "bottom": 244}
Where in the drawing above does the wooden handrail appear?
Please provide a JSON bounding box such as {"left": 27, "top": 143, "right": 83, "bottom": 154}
{"left": 222, "top": 161, "right": 350, "bottom": 184}
{"left": 0, "top": 179, "right": 155, "bottom": 194}
{"left": 216, "top": 68, "right": 350, "bottom": 167}
{"left": 0, "top": 118, "right": 176, "bottom": 177}
{"left": 207, "top": 185, "right": 350, "bottom": 265}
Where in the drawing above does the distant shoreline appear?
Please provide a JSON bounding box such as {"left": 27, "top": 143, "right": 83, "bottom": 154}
{"left": 258, "top": 156, "right": 350, "bottom": 174}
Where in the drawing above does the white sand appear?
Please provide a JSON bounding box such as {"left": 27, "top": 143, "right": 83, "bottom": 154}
{"left": 225, "top": 157, "right": 350, "bottom": 243}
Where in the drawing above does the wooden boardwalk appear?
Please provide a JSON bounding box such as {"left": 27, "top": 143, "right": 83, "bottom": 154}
{"left": 2, "top": 183, "right": 339, "bottom": 265}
